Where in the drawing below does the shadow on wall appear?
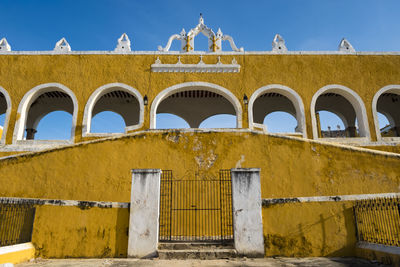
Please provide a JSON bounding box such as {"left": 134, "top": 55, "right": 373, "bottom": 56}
{"left": 263, "top": 202, "right": 356, "bottom": 257}
{"left": 114, "top": 208, "right": 129, "bottom": 257}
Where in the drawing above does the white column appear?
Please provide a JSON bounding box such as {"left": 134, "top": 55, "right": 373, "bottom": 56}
{"left": 128, "top": 169, "right": 161, "bottom": 258}
{"left": 231, "top": 168, "right": 264, "bottom": 257}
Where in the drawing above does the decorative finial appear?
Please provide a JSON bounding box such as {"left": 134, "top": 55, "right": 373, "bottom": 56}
{"left": 115, "top": 33, "right": 131, "bottom": 52}
{"left": 216, "top": 28, "right": 223, "bottom": 37}
{"left": 0, "top": 38, "right": 11, "bottom": 52}
{"left": 338, "top": 38, "right": 355, "bottom": 52}
{"left": 54, "top": 37, "right": 71, "bottom": 53}
{"left": 199, "top": 13, "right": 204, "bottom": 24}
{"left": 272, "top": 34, "right": 287, "bottom": 52}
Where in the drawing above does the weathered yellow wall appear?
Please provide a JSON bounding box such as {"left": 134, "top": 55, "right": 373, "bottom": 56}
{"left": 0, "top": 151, "right": 25, "bottom": 157}
{"left": 1, "top": 131, "right": 399, "bottom": 201}
{"left": 0, "top": 131, "right": 399, "bottom": 257}
{"left": 363, "top": 145, "right": 400, "bottom": 154}
{"left": 32, "top": 206, "right": 128, "bottom": 258}
{"left": 263, "top": 202, "right": 356, "bottom": 257}
{"left": 0, "top": 54, "right": 400, "bottom": 144}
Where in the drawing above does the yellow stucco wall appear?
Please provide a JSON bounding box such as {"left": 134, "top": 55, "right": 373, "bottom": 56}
{"left": 0, "top": 54, "right": 400, "bottom": 144}
{"left": 1, "top": 131, "right": 399, "bottom": 201}
{"left": 0, "top": 131, "right": 399, "bottom": 257}
{"left": 0, "top": 151, "right": 25, "bottom": 157}
{"left": 363, "top": 145, "right": 400, "bottom": 154}
{"left": 263, "top": 202, "right": 356, "bottom": 257}
{"left": 32, "top": 206, "right": 128, "bottom": 258}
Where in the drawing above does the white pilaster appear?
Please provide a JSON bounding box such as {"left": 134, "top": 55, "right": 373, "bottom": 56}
{"left": 128, "top": 169, "right": 161, "bottom": 258}
{"left": 231, "top": 168, "right": 264, "bottom": 257}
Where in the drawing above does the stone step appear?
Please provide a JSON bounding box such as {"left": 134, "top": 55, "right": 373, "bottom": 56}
{"left": 158, "top": 242, "right": 234, "bottom": 250}
{"left": 157, "top": 248, "right": 238, "bottom": 260}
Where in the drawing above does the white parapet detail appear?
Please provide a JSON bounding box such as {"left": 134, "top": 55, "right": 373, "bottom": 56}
{"left": 0, "top": 38, "right": 11, "bottom": 52}
{"left": 53, "top": 38, "right": 71, "bottom": 53}
{"left": 158, "top": 14, "right": 243, "bottom": 53}
{"left": 151, "top": 56, "right": 240, "bottom": 73}
{"left": 252, "top": 123, "right": 268, "bottom": 133}
{"left": 338, "top": 38, "right": 355, "bottom": 52}
{"left": 115, "top": 33, "right": 131, "bottom": 52}
{"left": 272, "top": 34, "right": 287, "bottom": 52}
{"left": 128, "top": 169, "right": 161, "bottom": 258}
{"left": 231, "top": 168, "right": 264, "bottom": 257}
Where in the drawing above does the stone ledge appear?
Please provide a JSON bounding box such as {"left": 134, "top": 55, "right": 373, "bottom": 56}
{"left": 0, "top": 242, "right": 35, "bottom": 265}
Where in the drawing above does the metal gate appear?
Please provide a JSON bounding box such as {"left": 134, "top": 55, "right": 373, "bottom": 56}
{"left": 0, "top": 200, "right": 36, "bottom": 246}
{"left": 159, "top": 170, "right": 233, "bottom": 243}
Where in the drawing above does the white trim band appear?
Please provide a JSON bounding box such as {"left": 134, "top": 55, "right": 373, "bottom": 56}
{"left": 0, "top": 197, "right": 129, "bottom": 209}
{"left": 262, "top": 192, "right": 400, "bottom": 206}
{"left": 0, "top": 242, "right": 34, "bottom": 256}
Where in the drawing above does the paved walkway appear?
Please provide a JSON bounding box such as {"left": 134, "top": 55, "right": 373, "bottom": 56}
{"left": 17, "top": 257, "right": 386, "bottom": 267}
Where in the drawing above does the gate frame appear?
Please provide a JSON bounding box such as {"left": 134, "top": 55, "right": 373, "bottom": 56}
{"left": 128, "top": 168, "right": 264, "bottom": 258}
{"left": 158, "top": 169, "right": 234, "bottom": 243}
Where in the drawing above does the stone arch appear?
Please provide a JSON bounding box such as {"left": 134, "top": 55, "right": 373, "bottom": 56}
{"left": 82, "top": 83, "right": 144, "bottom": 136}
{"left": 150, "top": 82, "right": 242, "bottom": 129}
{"left": 310, "top": 84, "right": 370, "bottom": 140}
{"left": 0, "top": 86, "right": 11, "bottom": 144}
{"left": 248, "top": 84, "right": 306, "bottom": 137}
{"left": 372, "top": 85, "right": 400, "bottom": 140}
{"left": 13, "top": 83, "right": 78, "bottom": 143}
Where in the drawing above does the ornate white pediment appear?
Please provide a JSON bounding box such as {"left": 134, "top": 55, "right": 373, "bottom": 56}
{"left": 151, "top": 56, "right": 240, "bottom": 73}
{"left": 158, "top": 15, "right": 244, "bottom": 53}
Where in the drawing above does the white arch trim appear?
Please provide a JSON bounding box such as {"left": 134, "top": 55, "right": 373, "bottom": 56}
{"left": 310, "top": 84, "right": 370, "bottom": 140}
{"left": 0, "top": 86, "right": 12, "bottom": 145}
{"left": 82, "top": 83, "right": 144, "bottom": 136}
{"left": 372, "top": 85, "right": 400, "bottom": 141}
{"left": 248, "top": 84, "right": 307, "bottom": 138}
{"left": 12, "top": 83, "right": 78, "bottom": 143}
{"left": 150, "top": 82, "right": 242, "bottom": 129}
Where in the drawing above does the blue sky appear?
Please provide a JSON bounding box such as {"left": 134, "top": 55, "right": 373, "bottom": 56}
{"left": 2, "top": 0, "right": 400, "bottom": 52}
{"left": 0, "top": 0, "right": 398, "bottom": 138}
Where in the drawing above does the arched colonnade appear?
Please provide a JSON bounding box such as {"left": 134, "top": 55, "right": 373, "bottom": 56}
{"left": 0, "top": 82, "right": 398, "bottom": 144}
